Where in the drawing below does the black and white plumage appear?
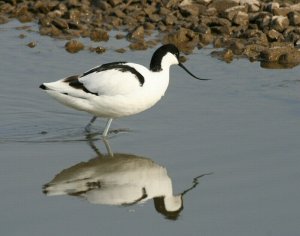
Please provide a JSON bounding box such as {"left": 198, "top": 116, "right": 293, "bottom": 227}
{"left": 40, "top": 44, "right": 208, "bottom": 137}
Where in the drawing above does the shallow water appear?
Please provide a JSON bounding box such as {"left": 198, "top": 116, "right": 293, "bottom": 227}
{"left": 1, "top": 21, "right": 300, "bottom": 236}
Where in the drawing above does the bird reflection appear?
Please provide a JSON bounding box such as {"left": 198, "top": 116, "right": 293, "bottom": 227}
{"left": 43, "top": 138, "right": 211, "bottom": 220}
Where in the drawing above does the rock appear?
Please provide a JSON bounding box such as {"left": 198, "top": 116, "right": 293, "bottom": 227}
{"left": 229, "top": 40, "right": 246, "bottom": 55}
{"left": 260, "top": 44, "right": 294, "bottom": 62}
{"left": 288, "top": 12, "right": 300, "bottom": 26}
{"left": 255, "top": 13, "right": 272, "bottom": 30}
{"left": 209, "top": 0, "right": 239, "bottom": 14}
{"left": 0, "top": 3, "right": 14, "bottom": 14}
{"left": 115, "top": 48, "right": 126, "bottom": 53}
{"left": 0, "top": 14, "right": 9, "bottom": 24}
{"left": 271, "top": 16, "right": 289, "bottom": 32}
{"left": 240, "top": 0, "right": 260, "bottom": 12}
{"left": 129, "top": 41, "right": 148, "bottom": 50}
{"left": 233, "top": 11, "right": 249, "bottom": 26}
{"left": 128, "top": 26, "right": 144, "bottom": 41}
{"left": 27, "top": 41, "right": 36, "bottom": 48}
{"left": 18, "top": 33, "right": 26, "bottom": 38}
{"left": 108, "top": 0, "right": 122, "bottom": 7}
{"left": 179, "top": 4, "right": 200, "bottom": 17}
{"left": 164, "top": 14, "right": 177, "bottom": 25}
{"left": 90, "top": 29, "right": 109, "bottom": 42}
{"left": 52, "top": 18, "right": 69, "bottom": 30}
{"left": 65, "top": 39, "right": 84, "bottom": 53}
{"left": 163, "top": 27, "right": 199, "bottom": 54}
{"left": 18, "top": 12, "right": 34, "bottom": 23}
{"left": 89, "top": 46, "right": 106, "bottom": 54}
{"left": 211, "top": 49, "right": 234, "bottom": 63}
{"left": 115, "top": 33, "right": 125, "bottom": 40}
{"left": 279, "top": 49, "right": 300, "bottom": 66}
{"left": 267, "top": 29, "right": 284, "bottom": 42}
{"left": 243, "top": 43, "right": 267, "bottom": 60}
{"left": 222, "top": 5, "right": 248, "bottom": 21}
{"left": 264, "top": 2, "right": 280, "bottom": 13}
{"left": 195, "top": 24, "right": 214, "bottom": 45}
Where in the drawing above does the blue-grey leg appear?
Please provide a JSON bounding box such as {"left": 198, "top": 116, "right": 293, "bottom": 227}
{"left": 85, "top": 116, "right": 97, "bottom": 132}
{"left": 102, "top": 118, "right": 113, "bottom": 137}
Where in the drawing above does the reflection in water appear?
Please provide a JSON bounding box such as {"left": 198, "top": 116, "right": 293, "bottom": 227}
{"left": 43, "top": 139, "right": 210, "bottom": 220}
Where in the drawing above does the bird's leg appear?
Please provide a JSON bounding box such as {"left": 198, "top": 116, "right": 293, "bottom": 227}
{"left": 102, "top": 118, "right": 113, "bottom": 137}
{"left": 85, "top": 116, "right": 97, "bottom": 132}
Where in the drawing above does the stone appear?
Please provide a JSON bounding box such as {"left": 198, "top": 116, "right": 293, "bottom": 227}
{"left": 163, "top": 27, "right": 199, "bottom": 54}
{"left": 65, "top": 39, "right": 84, "bottom": 53}
{"left": 27, "top": 41, "right": 37, "bottom": 48}
{"left": 89, "top": 46, "right": 106, "bottom": 54}
{"left": 209, "top": 0, "right": 239, "bottom": 14}
{"left": 211, "top": 49, "right": 234, "bottom": 63}
{"left": 115, "top": 48, "right": 126, "bottom": 53}
{"left": 260, "top": 44, "right": 294, "bottom": 62}
{"left": 129, "top": 41, "right": 148, "bottom": 50}
{"left": 267, "top": 29, "right": 284, "bottom": 42}
{"left": 243, "top": 43, "right": 267, "bottom": 60}
{"left": 279, "top": 49, "right": 300, "bottom": 66}
{"left": 233, "top": 11, "right": 249, "bottom": 26}
{"left": 222, "top": 5, "right": 247, "bottom": 21}
{"left": 288, "top": 12, "right": 300, "bottom": 26}
{"left": 128, "top": 26, "right": 144, "bottom": 41}
{"left": 0, "top": 14, "right": 9, "bottom": 24}
{"left": 240, "top": 0, "right": 260, "bottom": 12}
{"left": 52, "top": 18, "right": 69, "bottom": 30}
{"left": 264, "top": 2, "right": 280, "bottom": 13}
{"left": 179, "top": 4, "right": 200, "bottom": 17}
{"left": 271, "top": 16, "right": 289, "bottom": 32}
{"left": 90, "top": 29, "right": 109, "bottom": 42}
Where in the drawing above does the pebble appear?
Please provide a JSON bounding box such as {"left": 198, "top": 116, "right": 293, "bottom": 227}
{"left": 0, "top": 0, "right": 300, "bottom": 67}
{"left": 65, "top": 39, "right": 84, "bottom": 53}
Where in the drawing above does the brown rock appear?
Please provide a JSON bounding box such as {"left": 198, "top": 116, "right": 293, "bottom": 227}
{"left": 260, "top": 44, "right": 294, "bottom": 62}
{"left": 0, "top": 14, "right": 9, "bottom": 24}
{"left": 288, "top": 12, "right": 300, "bottom": 26}
{"left": 18, "top": 12, "right": 34, "bottom": 23}
{"left": 179, "top": 4, "right": 200, "bottom": 17}
{"left": 0, "top": 3, "right": 14, "bottom": 14}
{"left": 243, "top": 44, "right": 267, "bottom": 60}
{"left": 211, "top": 49, "right": 234, "bottom": 63}
{"left": 233, "top": 11, "right": 249, "bottom": 26}
{"left": 163, "top": 27, "right": 199, "bottom": 54}
{"left": 115, "top": 33, "right": 125, "bottom": 40}
{"left": 229, "top": 40, "right": 246, "bottom": 55}
{"left": 129, "top": 41, "right": 148, "bottom": 50}
{"left": 271, "top": 16, "right": 289, "bottom": 32}
{"left": 209, "top": 0, "right": 239, "bottom": 14}
{"left": 67, "top": 9, "right": 81, "bottom": 21}
{"left": 108, "top": 0, "right": 122, "bottom": 7}
{"left": 65, "top": 39, "right": 84, "bottom": 53}
{"left": 222, "top": 5, "right": 248, "bottom": 21}
{"left": 241, "top": 0, "right": 260, "bottom": 12}
{"left": 27, "top": 41, "right": 37, "bottom": 48}
{"left": 164, "top": 14, "right": 177, "bottom": 25}
{"left": 279, "top": 50, "right": 300, "bottom": 66}
{"left": 115, "top": 48, "right": 126, "bottom": 53}
{"left": 90, "top": 29, "right": 109, "bottom": 42}
{"left": 128, "top": 26, "right": 144, "bottom": 41}
{"left": 89, "top": 46, "right": 106, "bottom": 54}
{"left": 264, "top": 2, "right": 280, "bottom": 13}
{"left": 267, "top": 29, "right": 284, "bottom": 42}
{"left": 52, "top": 18, "right": 69, "bottom": 30}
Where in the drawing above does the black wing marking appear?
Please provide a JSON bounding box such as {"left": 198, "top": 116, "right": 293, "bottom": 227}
{"left": 63, "top": 75, "right": 98, "bottom": 95}
{"left": 80, "top": 61, "right": 145, "bottom": 86}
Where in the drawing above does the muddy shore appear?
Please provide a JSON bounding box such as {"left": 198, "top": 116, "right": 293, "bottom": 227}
{"left": 1, "top": 0, "right": 300, "bottom": 68}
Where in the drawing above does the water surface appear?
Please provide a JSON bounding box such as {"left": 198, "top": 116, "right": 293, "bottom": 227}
{"left": 1, "top": 21, "right": 300, "bottom": 236}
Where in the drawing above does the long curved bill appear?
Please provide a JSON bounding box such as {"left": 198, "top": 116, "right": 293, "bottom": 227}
{"left": 178, "top": 63, "right": 210, "bottom": 80}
